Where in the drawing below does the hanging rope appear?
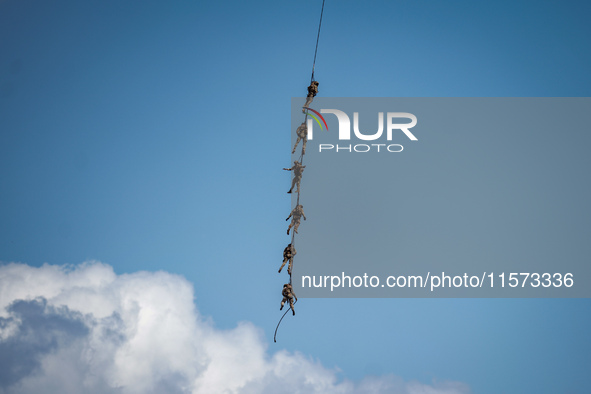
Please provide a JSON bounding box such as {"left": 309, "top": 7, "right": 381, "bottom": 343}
{"left": 311, "top": 0, "right": 326, "bottom": 83}
{"left": 275, "top": 0, "right": 326, "bottom": 342}
{"left": 273, "top": 298, "right": 298, "bottom": 343}
{"left": 274, "top": 308, "right": 290, "bottom": 342}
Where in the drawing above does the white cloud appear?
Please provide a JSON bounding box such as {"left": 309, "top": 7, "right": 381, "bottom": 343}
{"left": 0, "top": 261, "right": 471, "bottom": 394}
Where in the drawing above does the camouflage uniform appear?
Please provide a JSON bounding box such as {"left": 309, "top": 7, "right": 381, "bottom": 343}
{"left": 286, "top": 204, "right": 306, "bottom": 235}
{"left": 283, "top": 160, "right": 306, "bottom": 194}
{"left": 291, "top": 123, "right": 308, "bottom": 155}
{"left": 302, "top": 81, "right": 319, "bottom": 112}
{"left": 278, "top": 243, "right": 297, "bottom": 275}
{"left": 280, "top": 283, "right": 297, "bottom": 315}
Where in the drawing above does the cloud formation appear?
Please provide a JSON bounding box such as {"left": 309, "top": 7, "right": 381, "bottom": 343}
{"left": 0, "top": 262, "right": 470, "bottom": 394}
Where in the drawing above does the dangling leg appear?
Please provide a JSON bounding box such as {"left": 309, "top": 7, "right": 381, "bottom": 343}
{"left": 288, "top": 176, "right": 297, "bottom": 194}
{"left": 292, "top": 135, "right": 302, "bottom": 154}
{"left": 302, "top": 96, "right": 313, "bottom": 112}
{"left": 279, "top": 257, "right": 288, "bottom": 273}
{"left": 295, "top": 176, "right": 301, "bottom": 194}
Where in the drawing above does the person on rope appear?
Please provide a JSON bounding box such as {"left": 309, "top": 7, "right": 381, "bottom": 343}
{"left": 291, "top": 123, "right": 308, "bottom": 156}
{"left": 278, "top": 243, "right": 297, "bottom": 275}
{"left": 280, "top": 283, "right": 298, "bottom": 316}
{"left": 286, "top": 204, "right": 306, "bottom": 235}
{"left": 302, "top": 81, "right": 319, "bottom": 112}
{"left": 283, "top": 160, "right": 306, "bottom": 194}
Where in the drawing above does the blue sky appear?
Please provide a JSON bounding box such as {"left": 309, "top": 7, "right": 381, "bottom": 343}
{"left": 1, "top": 1, "right": 590, "bottom": 393}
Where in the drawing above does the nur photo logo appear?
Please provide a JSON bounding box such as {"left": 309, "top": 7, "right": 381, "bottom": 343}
{"left": 303, "top": 106, "right": 418, "bottom": 153}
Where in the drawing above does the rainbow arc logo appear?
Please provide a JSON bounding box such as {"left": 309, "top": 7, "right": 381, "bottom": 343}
{"left": 303, "top": 107, "right": 328, "bottom": 131}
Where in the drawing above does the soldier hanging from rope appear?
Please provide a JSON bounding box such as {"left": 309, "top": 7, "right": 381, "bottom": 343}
{"left": 291, "top": 122, "right": 308, "bottom": 156}
{"left": 286, "top": 204, "right": 306, "bottom": 235}
{"left": 284, "top": 160, "right": 306, "bottom": 194}
{"left": 280, "top": 283, "right": 298, "bottom": 316}
{"left": 278, "top": 243, "right": 297, "bottom": 275}
{"left": 302, "top": 80, "right": 319, "bottom": 112}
